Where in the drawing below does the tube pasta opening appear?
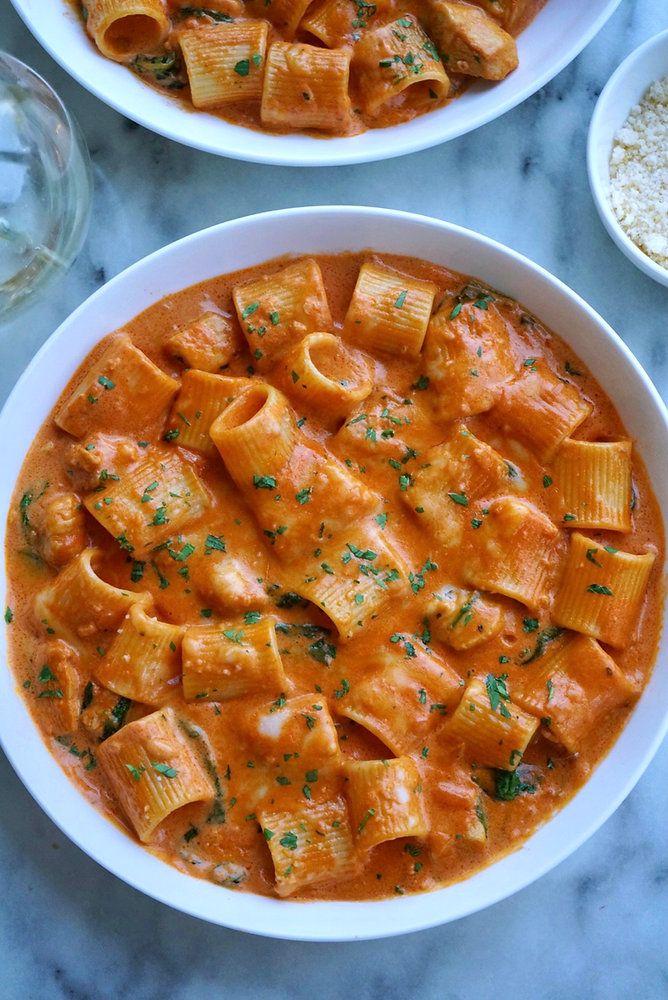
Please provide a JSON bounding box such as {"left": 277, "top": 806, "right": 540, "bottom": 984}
{"left": 86, "top": 1, "right": 170, "bottom": 62}
{"left": 210, "top": 383, "right": 297, "bottom": 484}
{"left": 283, "top": 332, "right": 373, "bottom": 423}
{"left": 33, "top": 547, "right": 146, "bottom": 643}
{"left": 104, "top": 15, "right": 164, "bottom": 57}
{"left": 352, "top": 15, "right": 449, "bottom": 117}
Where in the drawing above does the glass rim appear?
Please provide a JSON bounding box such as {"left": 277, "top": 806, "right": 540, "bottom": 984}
{"left": 0, "top": 49, "right": 77, "bottom": 130}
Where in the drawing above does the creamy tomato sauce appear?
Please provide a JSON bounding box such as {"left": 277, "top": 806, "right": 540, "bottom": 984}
{"left": 4, "top": 251, "right": 663, "bottom": 901}
{"left": 72, "top": 0, "right": 547, "bottom": 137}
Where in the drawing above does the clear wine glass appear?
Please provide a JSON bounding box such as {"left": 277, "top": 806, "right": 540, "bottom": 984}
{"left": 0, "top": 51, "right": 92, "bottom": 321}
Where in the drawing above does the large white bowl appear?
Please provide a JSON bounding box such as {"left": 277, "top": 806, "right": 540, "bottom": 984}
{"left": 587, "top": 29, "right": 668, "bottom": 288}
{"left": 1, "top": 207, "right": 667, "bottom": 941}
{"left": 10, "top": 0, "right": 621, "bottom": 166}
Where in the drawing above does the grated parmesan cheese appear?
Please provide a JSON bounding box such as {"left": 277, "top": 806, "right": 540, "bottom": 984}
{"left": 609, "top": 77, "right": 668, "bottom": 270}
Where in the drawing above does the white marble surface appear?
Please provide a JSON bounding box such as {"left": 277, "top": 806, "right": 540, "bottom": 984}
{"left": 2, "top": 1, "right": 668, "bottom": 997}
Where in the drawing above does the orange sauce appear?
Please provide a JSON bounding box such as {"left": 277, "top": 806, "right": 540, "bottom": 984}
{"left": 4, "top": 251, "right": 663, "bottom": 900}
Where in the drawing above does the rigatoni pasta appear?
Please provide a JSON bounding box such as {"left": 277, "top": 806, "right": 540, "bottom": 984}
{"left": 232, "top": 257, "right": 332, "bottom": 369}
{"left": 259, "top": 798, "right": 359, "bottom": 897}
{"left": 97, "top": 706, "right": 216, "bottom": 841}
{"left": 33, "top": 547, "right": 144, "bottom": 644}
{"left": 165, "top": 370, "right": 249, "bottom": 457}
{"left": 344, "top": 261, "right": 437, "bottom": 357}
{"left": 261, "top": 42, "right": 352, "bottom": 132}
{"left": 462, "top": 497, "right": 560, "bottom": 609}
{"left": 5, "top": 249, "right": 662, "bottom": 904}
{"left": 553, "top": 532, "right": 655, "bottom": 648}
{"left": 445, "top": 675, "right": 539, "bottom": 769}
{"left": 83, "top": 447, "right": 210, "bottom": 552}
{"left": 279, "top": 332, "right": 373, "bottom": 426}
{"left": 95, "top": 601, "right": 185, "bottom": 705}
{"left": 551, "top": 439, "right": 633, "bottom": 532}
{"left": 244, "top": 0, "right": 316, "bottom": 38}
{"left": 345, "top": 757, "right": 430, "bottom": 849}
{"left": 301, "top": 0, "right": 360, "bottom": 47}
{"left": 181, "top": 617, "right": 287, "bottom": 702}
{"left": 351, "top": 14, "right": 450, "bottom": 116}
{"left": 493, "top": 361, "right": 592, "bottom": 462}
{"left": 180, "top": 22, "right": 269, "bottom": 110}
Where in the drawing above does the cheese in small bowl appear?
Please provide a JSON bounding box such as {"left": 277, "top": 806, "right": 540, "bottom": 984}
{"left": 587, "top": 29, "right": 668, "bottom": 287}
{"left": 609, "top": 77, "right": 668, "bottom": 272}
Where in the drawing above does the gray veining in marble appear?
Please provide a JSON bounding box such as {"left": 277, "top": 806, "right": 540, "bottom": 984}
{"left": 1, "top": 1, "right": 667, "bottom": 997}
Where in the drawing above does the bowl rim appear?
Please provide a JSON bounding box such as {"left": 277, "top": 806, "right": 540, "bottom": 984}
{"left": 587, "top": 27, "right": 668, "bottom": 288}
{"left": 1, "top": 205, "right": 668, "bottom": 941}
{"left": 9, "top": 0, "right": 622, "bottom": 166}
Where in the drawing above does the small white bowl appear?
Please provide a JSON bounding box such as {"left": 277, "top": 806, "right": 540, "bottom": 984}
{"left": 1, "top": 207, "right": 668, "bottom": 941}
{"left": 587, "top": 29, "right": 668, "bottom": 288}
{"left": 10, "top": 0, "right": 621, "bottom": 166}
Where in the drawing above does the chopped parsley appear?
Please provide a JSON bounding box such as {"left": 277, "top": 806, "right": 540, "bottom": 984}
{"left": 518, "top": 626, "right": 563, "bottom": 665}
{"left": 253, "top": 475, "right": 277, "bottom": 490}
{"left": 204, "top": 533, "right": 226, "bottom": 553}
{"left": 102, "top": 696, "right": 132, "bottom": 740}
{"left": 447, "top": 492, "right": 468, "bottom": 507}
{"left": 334, "top": 678, "right": 350, "bottom": 699}
{"left": 485, "top": 673, "right": 511, "bottom": 718}
{"left": 307, "top": 637, "right": 337, "bottom": 665}
{"left": 494, "top": 769, "right": 537, "bottom": 801}
{"left": 152, "top": 762, "right": 178, "bottom": 778}
{"left": 358, "top": 807, "right": 375, "bottom": 833}
{"left": 81, "top": 681, "right": 94, "bottom": 710}
{"left": 223, "top": 628, "right": 244, "bottom": 643}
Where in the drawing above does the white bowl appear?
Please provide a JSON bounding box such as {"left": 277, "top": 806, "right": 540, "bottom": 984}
{"left": 10, "top": 0, "right": 621, "bottom": 166}
{"left": 587, "top": 29, "right": 668, "bottom": 288}
{"left": 1, "top": 207, "right": 667, "bottom": 941}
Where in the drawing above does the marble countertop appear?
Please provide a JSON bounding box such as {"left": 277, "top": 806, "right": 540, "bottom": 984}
{"left": 2, "top": 1, "right": 668, "bottom": 997}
